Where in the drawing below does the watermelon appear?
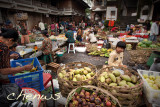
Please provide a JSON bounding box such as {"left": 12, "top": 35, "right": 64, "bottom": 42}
{"left": 150, "top": 44, "right": 157, "bottom": 48}
{"left": 145, "top": 41, "right": 152, "bottom": 47}
{"left": 138, "top": 42, "right": 143, "bottom": 46}
{"left": 141, "top": 44, "right": 147, "bottom": 48}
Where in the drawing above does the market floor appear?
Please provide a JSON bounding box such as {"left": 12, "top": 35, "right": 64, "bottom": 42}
{"left": 58, "top": 51, "right": 129, "bottom": 67}
{"left": 58, "top": 52, "right": 108, "bottom": 66}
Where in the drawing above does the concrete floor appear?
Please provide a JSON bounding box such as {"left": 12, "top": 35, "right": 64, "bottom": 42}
{"left": 58, "top": 52, "right": 108, "bottom": 66}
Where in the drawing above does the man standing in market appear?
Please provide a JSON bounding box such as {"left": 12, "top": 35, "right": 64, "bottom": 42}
{"left": 38, "top": 21, "right": 45, "bottom": 31}
{"left": 149, "top": 20, "right": 159, "bottom": 42}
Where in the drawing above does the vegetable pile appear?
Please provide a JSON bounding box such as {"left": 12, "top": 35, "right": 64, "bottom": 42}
{"left": 58, "top": 67, "right": 95, "bottom": 82}
{"left": 138, "top": 39, "right": 159, "bottom": 48}
{"left": 88, "top": 48, "right": 113, "bottom": 57}
{"left": 68, "top": 87, "right": 120, "bottom": 107}
{"left": 97, "top": 70, "right": 139, "bottom": 88}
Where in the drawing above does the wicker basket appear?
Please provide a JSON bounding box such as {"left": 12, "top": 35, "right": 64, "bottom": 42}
{"left": 96, "top": 66, "right": 143, "bottom": 107}
{"left": 57, "top": 62, "right": 97, "bottom": 97}
{"left": 136, "top": 46, "right": 158, "bottom": 50}
{"left": 66, "top": 85, "right": 121, "bottom": 107}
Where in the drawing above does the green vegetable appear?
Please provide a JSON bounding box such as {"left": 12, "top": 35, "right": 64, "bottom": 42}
{"left": 141, "top": 44, "right": 147, "bottom": 48}
{"left": 145, "top": 41, "right": 152, "bottom": 47}
{"left": 138, "top": 42, "right": 143, "bottom": 46}
{"left": 150, "top": 44, "right": 157, "bottom": 48}
{"left": 105, "top": 61, "right": 108, "bottom": 64}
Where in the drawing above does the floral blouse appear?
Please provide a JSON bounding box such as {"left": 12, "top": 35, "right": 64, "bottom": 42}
{"left": 0, "top": 42, "right": 10, "bottom": 80}
{"left": 0, "top": 42, "right": 10, "bottom": 69}
{"left": 41, "top": 38, "right": 52, "bottom": 55}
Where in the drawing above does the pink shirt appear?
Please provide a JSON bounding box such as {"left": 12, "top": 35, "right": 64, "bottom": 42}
{"left": 51, "top": 24, "right": 55, "bottom": 30}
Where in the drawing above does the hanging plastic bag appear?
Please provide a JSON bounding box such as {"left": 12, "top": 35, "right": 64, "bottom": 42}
{"left": 0, "top": 83, "right": 23, "bottom": 106}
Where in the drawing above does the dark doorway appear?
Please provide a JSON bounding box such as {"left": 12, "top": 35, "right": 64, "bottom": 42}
{"left": 153, "top": 1, "right": 160, "bottom": 20}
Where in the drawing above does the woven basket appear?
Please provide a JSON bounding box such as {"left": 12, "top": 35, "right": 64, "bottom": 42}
{"left": 136, "top": 46, "right": 158, "bottom": 50}
{"left": 57, "top": 62, "right": 97, "bottom": 97}
{"left": 66, "top": 85, "right": 121, "bottom": 107}
{"left": 96, "top": 66, "right": 143, "bottom": 107}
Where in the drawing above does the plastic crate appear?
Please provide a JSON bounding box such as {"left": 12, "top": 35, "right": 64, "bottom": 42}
{"left": 8, "top": 58, "right": 44, "bottom": 91}
{"left": 138, "top": 70, "right": 160, "bottom": 105}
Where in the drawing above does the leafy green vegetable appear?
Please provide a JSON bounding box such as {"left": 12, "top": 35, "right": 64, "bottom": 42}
{"left": 105, "top": 61, "right": 108, "bottom": 64}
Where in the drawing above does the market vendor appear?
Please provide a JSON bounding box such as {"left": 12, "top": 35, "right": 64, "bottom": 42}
{"left": 65, "top": 27, "right": 75, "bottom": 44}
{"left": 30, "top": 30, "right": 52, "bottom": 60}
{"left": 87, "top": 30, "right": 97, "bottom": 43}
{"left": 0, "top": 29, "right": 33, "bottom": 82}
{"left": 111, "top": 26, "right": 119, "bottom": 32}
{"left": 76, "top": 27, "right": 82, "bottom": 42}
{"left": 108, "top": 41, "right": 127, "bottom": 68}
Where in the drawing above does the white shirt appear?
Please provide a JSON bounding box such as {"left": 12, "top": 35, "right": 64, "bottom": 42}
{"left": 89, "top": 33, "right": 97, "bottom": 43}
{"left": 108, "top": 50, "right": 124, "bottom": 66}
{"left": 39, "top": 22, "right": 45, "bottom": 30}
{"left": 150, "top": 22, "right": 159, "bottom": 35}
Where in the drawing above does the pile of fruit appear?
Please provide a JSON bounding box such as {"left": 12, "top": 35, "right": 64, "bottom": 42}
{"left": 67, "top": 87, "right": 120, "bottom": 107}
{"left": 97, "top": 70, "right": 139, "bottom": 87}
{"left": 143, "top": 74, "right": 160, "bottom": 90}
{"left": 138, "top": 39, "right": 159, "bottom": 49}
{"left": 86, "top": 44, "right": 98, "bottom": 52}
{"left": 88, "top": 48, "right": 113, "bottom": 57}
{"left": 58, "top": 67, "right": 95, "bottom": 82}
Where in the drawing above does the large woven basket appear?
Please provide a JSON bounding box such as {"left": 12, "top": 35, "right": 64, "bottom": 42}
{"left": 136, "top": 46, "right": 159, "bottom": 50}
{"left": 57, "top": 62, "right": 97, "bottom": 97}
{"left": 96, "top": 66, "right": 143, "bottom": 107}
{"left": 66, "top": 85, "right": 121, "bottom": 107}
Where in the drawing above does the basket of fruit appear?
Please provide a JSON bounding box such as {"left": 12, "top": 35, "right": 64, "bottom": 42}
{"left": 138, "top": 70, "right": 160, "bottom": 105}
{"left": 57, "top": 62, "right": 97, "bottom": 97}
{"left": 96, "top": 66, "right": 143, "bottom": 107}
{"left": 66, "top": 85, "right": 121, "bottom": 107}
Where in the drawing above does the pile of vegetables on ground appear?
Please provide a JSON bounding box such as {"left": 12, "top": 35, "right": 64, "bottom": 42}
{"left": 128, "top": 50, "right": 152, "bottom": 65}
{"left": 88, "top": 48, "right": 113, "bottom": 57}
{"left": 58, "top": 67, "right": 95, "bottom": 82}
{"left": 138, "top": 39, "right": 159, "bottom": 49}
{"left": 67, "top": 87, "right": 120, "bottom": 107}
{"left": 97, "top": 70, "right": 139, "bottom": 87}
{"left": 143, "top": 74, "right": 160, "bottom": 90}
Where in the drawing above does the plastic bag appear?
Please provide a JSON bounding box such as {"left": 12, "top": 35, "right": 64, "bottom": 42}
{"left": 0, "top": 83, "right": 23, "bottom": 106}
{"left": 10, "top": 101, "right": 33, "bottom": 107}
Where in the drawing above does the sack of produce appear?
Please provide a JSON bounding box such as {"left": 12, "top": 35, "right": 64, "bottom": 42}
{"left": 96, "top": 66, "right": 143, "bottom": 107}
{"left": 57, "top": 62, "right": 97, "bottom": 97}
{"left": 66, "top": 85, "right": 121, "bottom": 107}
{"left": 128, "top": 50, "right": 152, "bottom": 64}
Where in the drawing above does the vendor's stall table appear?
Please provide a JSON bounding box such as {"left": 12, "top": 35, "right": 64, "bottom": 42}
{"left": 23, "top": 51, "right": 34, "bottom": 59}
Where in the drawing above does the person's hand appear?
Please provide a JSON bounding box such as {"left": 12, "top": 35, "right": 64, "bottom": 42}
{"left": 23, "top": 65, "right": 33, "bottom": 71}
{"left": 10, "top": 53, "right": 19, "bottom": 59}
